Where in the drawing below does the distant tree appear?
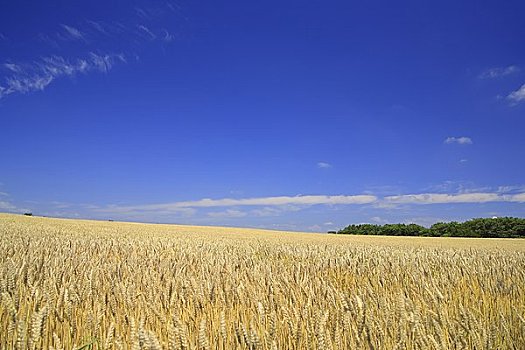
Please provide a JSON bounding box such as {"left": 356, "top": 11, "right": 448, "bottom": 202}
{"left": 335, "top": 217, "right": 525, "bottom": 238}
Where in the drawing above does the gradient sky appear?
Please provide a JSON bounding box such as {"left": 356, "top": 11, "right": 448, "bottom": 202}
{"left": 1, "top": 0, "right": 524, "bottom": 231}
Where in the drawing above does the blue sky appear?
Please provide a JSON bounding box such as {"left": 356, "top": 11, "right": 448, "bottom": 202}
{"left": 1, "top": 0, "right": 524, "bottom": 231}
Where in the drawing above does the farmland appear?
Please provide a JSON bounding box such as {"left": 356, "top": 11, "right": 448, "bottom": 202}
{"left": 1, "top": 213, "right": 525, "bottom": 349}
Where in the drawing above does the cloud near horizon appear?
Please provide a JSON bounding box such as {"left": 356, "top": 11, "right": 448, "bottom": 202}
{"left": 0, "top": 191, "right": 30, "bottom": 214}
{"left": 384, "top": 192, "right": 525, "bottom": 204}
{"left": 98, "top": 194, "right": 378, "bottom": 213}
{"left": 1, "top": 189, "right": 524, "bottom": 230}
{"left": 93, "top": 190, "right": 525, "bottom": 216}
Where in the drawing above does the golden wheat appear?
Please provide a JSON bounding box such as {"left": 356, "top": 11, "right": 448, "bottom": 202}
{"left": 1, "top": 213, "right": 524, "bottom": 349}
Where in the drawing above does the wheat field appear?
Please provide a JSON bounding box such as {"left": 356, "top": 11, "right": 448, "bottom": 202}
{"left": 1, "top": 213, "right": 524, "bottom": 349}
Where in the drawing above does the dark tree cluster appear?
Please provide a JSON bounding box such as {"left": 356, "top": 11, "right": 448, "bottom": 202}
{"left": 335, "top": 217, "right": 525, "bottom": 238}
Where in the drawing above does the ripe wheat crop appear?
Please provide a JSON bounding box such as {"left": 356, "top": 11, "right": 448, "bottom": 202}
{"left": 1, "top": 213, "right": 524, "bottom": 349}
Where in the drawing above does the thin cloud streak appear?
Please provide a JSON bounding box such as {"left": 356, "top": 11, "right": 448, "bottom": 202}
{"left": 95, "top": 190, "right": 525, "bottom": 216}
{"left": 3, "top": 63, "right": 22, "bottom": 73}
{"left": 0, "top": 194, "right": 30, "bottom": 214}
{"left": 138, "top": 25, "right": 157, "bottom": 40}
{"left": 0, "top": 2, "right": 179, "bottom": 101}
{"left": 162, "top": 30, "right": 174, "bottom": 42}
{"left": 98, "top": 195, "right": 378, "bottom": 213}
{"left": 384, "top": 192, "right": 525, "bottom": 204}
{"left": 0, "top": 201, "right": 17, "bottom": 211}
{"left": 0, "top": 53, "right": 125, "bottom": 99}
{"left": 60, "top": 24, "right": 85, "bottom": 41}
{"left": 479, "top": 65, "right": 519, "bottom": 79}
{"left": 86, "top": 20, "right": 108, "bottom": 35}
{"left": 207, "top": 209, "right": 247, "bottom": 218}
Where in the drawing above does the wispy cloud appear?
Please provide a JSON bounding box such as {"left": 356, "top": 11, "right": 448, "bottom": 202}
{"left": 507, "top": 84, "right": 525, "bottom": 105}
{"left": 60, "top": 24, "right": 85, "bottom": 41}
{"left": 134, "top": 5, "right": 168, "bottom": 20}
{"left": 207, "top": 209, "right": 247, "bottom": 218}
{"left": 250, "top": 205, "right": 302, "bottom": 217}
{"left": 86, "top": 20, "right": 108, "bottom": 36}
{"left": 497, "top": 185, "right": 525, "bottom": 194}
{"left": 138, "top": 25, "right": 157, "bottom": 40}
{"left": 444, "top": 136, "right": 473, "bottom": 145}
{"left": 92, "top": 186, "right": 525, "bottom": 219}
{"left": 249, "top": 207, "right": 283, "bottom": 217}
{"left": 162, "top": 30, "right": 174, "bottom": 42}
{"left": 3, "top": 63, "right": 21, "bottom": 73}
{"left": 424, "top": 180, "right": 488, "bottom": 194}
{"left": 0, "top": 201, "right": 17, "bottom": 211}
{"left": 317, "top": 162, "right": 332, "bottom": 168}
{"left": 98, "top": 194, "right": 378, "bottom": 214}
{"left": 0, "top": 53, "right": 125, "bottom": 99}
{"left": 479, "top": 65, "right": 519, "bottom": 79}
{"left": 5, "top": 186, "right": 524, "bottom": 230}
{"left": 1, "top": 2, "right": 179, "bottom": 101}
{"left": 384, "top": 192, "right": 525, "bottom": 204}
{"left": 0, "top": 192, "right": 30, "bottom": 214}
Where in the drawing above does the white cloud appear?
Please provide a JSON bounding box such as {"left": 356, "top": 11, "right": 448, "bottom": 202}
{"left": 163, "top": 30, "right": 174, "bottom": 42}
{"left": 384, "top": 192, "right": 525, "bottom": 204}
{"left": 97, "top": 194, "right": 378, "bottom": 214}
{"left": 60, "top": 24, "right": 85, "bottom": 41}
{"left": 444, "top": 136, "right": 473, "bottom": 145}
{"left": 0, "top": 53, "right": 125, "bottom": 99}
{"left": 138, "top": 25, "right": 157, "bottom": 40}
{"left": 0, "top": 201, "right": 16, "bottom": 210}
{"left": 250, "top": 207, "right": 283, "bottom": 217}
{"left": 0, "top": 198, "right": 30, "bottom": 214}
{"left": 88, "top": 52, "right": 125, "bottom": 72}
{"left": 317, "top": 162, "right": 332, "bottom": 168}
{"left": 371, "top": 202, "right": 402, "bottom": 209}
{"left": 86, "top": 20, "right": 108, "bottom": 35}
{"left": 497, "top": 185, "right": 525, "bottom": 194}
{"left": 507, "top": 84, "right": 525, "bottom": 104}
{"left": 479, "top": 65, "right": 519, "bottom": 79}
{"left": 510, "top": 193, "right": 525, "bottom": 202}
{"left": 424, "top": 180, "right": 490, "bottom": 194}
{"left": 207, "top": 209, "right": 247, "bottom": 218}
{"left": 3, "top": 63, "right": 21, "bottom": 73}
{"left": 0, "top": 3, "right": 181, "bottom": 101}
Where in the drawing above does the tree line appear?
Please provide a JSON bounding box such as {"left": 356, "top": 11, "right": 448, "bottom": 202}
{"left": 335, "top": 217, "right": 525, "bottom": 238}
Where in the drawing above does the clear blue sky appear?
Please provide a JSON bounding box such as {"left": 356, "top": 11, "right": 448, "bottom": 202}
{"left": 1, "top": 0, "right": 524, "bottom": 231}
